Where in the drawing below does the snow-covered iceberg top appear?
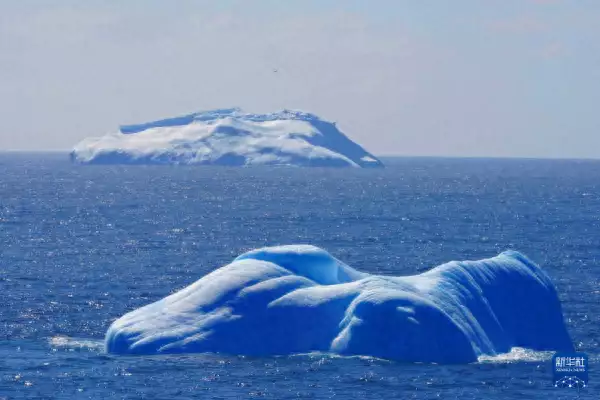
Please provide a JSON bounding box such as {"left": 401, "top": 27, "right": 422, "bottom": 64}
{"left": 105, "top": 245, "right": 573, "bottom": 363}
{"left": 71, "top": 108, "right": 383, "bottom": 167}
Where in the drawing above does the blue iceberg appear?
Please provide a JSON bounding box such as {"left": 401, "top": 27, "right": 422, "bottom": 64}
{"left": 71, "top": 109, "right": 383, "bottom": 168}
{"left": 105, "top": 246, "right": 573, "bottom": 363}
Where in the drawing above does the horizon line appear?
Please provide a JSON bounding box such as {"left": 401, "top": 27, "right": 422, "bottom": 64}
{"left": 1, "top": 150, "right": 600, "bottom": 162}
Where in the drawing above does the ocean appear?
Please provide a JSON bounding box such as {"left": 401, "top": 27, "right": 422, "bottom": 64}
{"left": 1, "top": 153, "right": 598, "bottom": 399}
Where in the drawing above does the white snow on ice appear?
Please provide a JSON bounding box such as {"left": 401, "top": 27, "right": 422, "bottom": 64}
{"left": 71, "top": 108, "right": 383, "bottom": 168}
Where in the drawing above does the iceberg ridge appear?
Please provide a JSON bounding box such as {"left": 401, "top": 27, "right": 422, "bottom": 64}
{"left": 105, "top": 245, "right": 573, "bottom": 363}
{"left": 71, "top": 108, "right": 383, "bottom": 168}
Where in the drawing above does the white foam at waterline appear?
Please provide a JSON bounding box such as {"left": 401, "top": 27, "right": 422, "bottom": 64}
{"left": 285, "top": 351, "right": 392, "bottom": 363}
{"left": 49, "top": 336, "right": 104, "bottom": 351}
{"left": 477, "top": 347, "right": 554, "bottom": 363}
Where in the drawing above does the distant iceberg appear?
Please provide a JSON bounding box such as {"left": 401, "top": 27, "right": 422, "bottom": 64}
{"left": 105, "top": 245, "right": 573, "bottom": 363}
{"left": 71, "top": 108, "right": 383, "bottom": 167}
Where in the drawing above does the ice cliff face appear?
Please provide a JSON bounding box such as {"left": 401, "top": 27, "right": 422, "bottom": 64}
{"left": 105, "top": 245, "right": 573, "bottom": 363}
{"left": 70, "top": 108, "right": 383, "bottom": 168}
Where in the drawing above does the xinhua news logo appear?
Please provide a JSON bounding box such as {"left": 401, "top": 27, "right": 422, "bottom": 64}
{"left": 552, "top": 352, "right": 588, "bottom": 389}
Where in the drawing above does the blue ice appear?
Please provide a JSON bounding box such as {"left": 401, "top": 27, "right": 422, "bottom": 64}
{"left": 105, "top": 245, "right": 573, "bottom": 363}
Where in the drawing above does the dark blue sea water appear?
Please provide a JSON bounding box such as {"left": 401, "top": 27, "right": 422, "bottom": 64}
{"left": 1, "top": 154, "right": 599, "bottom": 399}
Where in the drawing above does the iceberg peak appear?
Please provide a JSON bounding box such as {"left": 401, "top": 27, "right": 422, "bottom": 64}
{"left": 71, "top": 108, "right": 383, "bottom": 167}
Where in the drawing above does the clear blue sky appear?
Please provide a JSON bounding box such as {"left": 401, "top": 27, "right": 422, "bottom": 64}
{"left": 2, "top": 0, "right": 599, "bottom": 157}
